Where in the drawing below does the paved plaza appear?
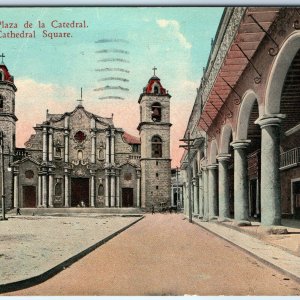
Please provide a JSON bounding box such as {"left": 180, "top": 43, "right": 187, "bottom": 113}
{"left": 3, "top": 213, "right": 300, "bottom": 296}
{"left": 0, "top": 213, "right": 142, "bottom": 291}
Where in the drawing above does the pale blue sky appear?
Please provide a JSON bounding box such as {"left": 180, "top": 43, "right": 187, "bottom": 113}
{"left": 3, "top": 7, "right": 223, "bottom": 96}
{"left": 1, "top": 7, "right": 223, "bottom": 166}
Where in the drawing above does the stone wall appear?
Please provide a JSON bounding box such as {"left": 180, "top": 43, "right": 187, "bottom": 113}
{"left": 141, "top": 159, "right": 171, "bottom": 209}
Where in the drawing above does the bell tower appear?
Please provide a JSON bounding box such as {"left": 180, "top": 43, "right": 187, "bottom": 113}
{"left": 0, "top": 54, "right": 17, "bottom": 210}
{"left": 138, "top": 68, "right": 172, "bottom": 209}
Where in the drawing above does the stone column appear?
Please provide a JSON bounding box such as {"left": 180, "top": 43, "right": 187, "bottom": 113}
{"left": 48, "top": 172, "right": 54, "bottom": 207}
{"left": 136, "top": 169, "right": 141, "bottom": 207}
{"left": 105, "top": 169, "right": 109, "bottom": 207}
{"left": 42, "top": 172, "right": 47, "bottom": 207}
{"left": 207, "top": 164, "right": 218, "bottom": 219}
{"left": 64, "top": 169, "right": 69, "bottom": 207}
{"left": 105, "top": 131, "right": 110, "bottom": 164}
{"left": 91, "top": 131, "right": 96, "bottom": 164}
{"left": 90, "top": 173, "right": 95, "bottom": 207}
{"left": 13, "top": 172, "right": 19, "bottom": 208}
{"left": 202, "top": 166, "right": 209, "bottom": 220}
{"left": 217, "top": 154, "right": 231, "bottom": 221}
{"left": 42, "top": 127, "right": 47, "bottom": 162}
{"left": 38, "top": 174, "right": 42, "bottom": 207}
{"left": 110, "top": 169, "right": 115, "bottom": 207}
{"left": 48, "top": 128, "right": 53, "bottom": 162}
{"left": 256, "top": 115, "right": 284, "bottom": 226}
{"left": 116, "top": 170, "right": 120, "bottom": 207}
{"left": 198, "top": 171, "right": 204, "bottom": 218}
{"left": 110, "top": 129, "right": 115, "bottom": 165}
{"left": 231, "top": 140, "right": 250, "bottom": 224}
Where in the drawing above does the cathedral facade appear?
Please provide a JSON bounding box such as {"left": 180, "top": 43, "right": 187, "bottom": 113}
{"left": 0, "top": 61, "right": 171, "bottom": 210}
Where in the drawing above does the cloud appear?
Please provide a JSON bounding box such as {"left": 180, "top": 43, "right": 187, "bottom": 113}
{"left": 157, "top": 19, "right": 192, "bottom": 49}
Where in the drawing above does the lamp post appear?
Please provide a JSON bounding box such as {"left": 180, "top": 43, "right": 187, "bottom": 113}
{"left": 180, "top": 131, "right": 195, "bottom": 223}
{"left": 0, "top": 131, "right": 7, "bottom": 221}
{"left": 176, "top": 166, "right": 180, "bottom": 209}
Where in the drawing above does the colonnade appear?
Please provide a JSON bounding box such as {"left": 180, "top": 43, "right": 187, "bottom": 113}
{"left": 184, "top": 115, "right": 282, "bottom": 226}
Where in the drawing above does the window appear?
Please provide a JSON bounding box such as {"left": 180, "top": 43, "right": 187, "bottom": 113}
{"left": 156, "top": 161, "right": 158, "bottom": 166}
{"left": 154, "top": 85, "right": 159, "bottom": 94}
{"left": 124, "top": 173, "right": 132, "bottom": 181}
{"left": 0, "top": 71, "right": 3, "bottom": 81}
{"left": 77, "top": 150, "right": 83, "bottom": 160}
{"left": 156, "top": 173, "right": 159, "bottom": 178}
{"left": 25, "top": 170, "right": 34, "bottom": 179}
{"left": 156, "top": 185, "right": 159, "bottom": 190}
{"left": 0, "top": 95, "right": 4, "bottom": 111}
{"left": 151, "top": 102, "right": 161, "bottom": 122}
{"left": 74, "top": 131, "right": 86, "bottom": 143}
{"left": 152, "top": 136, "right": 162, "bottom": 158}
{"left": 132, "top": 144, "right": 139, "bottom": 153}
{"left": 55, "top": 183, "right": 62, "bottom": 196}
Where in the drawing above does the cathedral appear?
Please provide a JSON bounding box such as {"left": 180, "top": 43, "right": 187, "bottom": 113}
{"left": 0, "top": 60, "right": 171, "bottom": 210}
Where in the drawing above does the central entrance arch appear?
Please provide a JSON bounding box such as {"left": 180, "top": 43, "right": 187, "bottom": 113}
{"left": 71, "top": 178, "right": 90, "bottom": 207}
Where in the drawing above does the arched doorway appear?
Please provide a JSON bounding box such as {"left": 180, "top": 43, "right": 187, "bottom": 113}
{"left": 263, "top": 32, "right": 300, "bottom": 224}
{"left": 235, "top": 90, "right": 262, "bottom": 223}
{"left": 219, "top": 123, "right": 234, "bottom": 219}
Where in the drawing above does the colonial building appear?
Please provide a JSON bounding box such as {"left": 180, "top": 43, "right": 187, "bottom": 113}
{"left": 0, "top": 63, "right": 171, "bottom": 210}
{"left": 171, "top": 167, "right": 183, "bottom": 209}
{"left": 181, "top": 7, "right": 300, "bottom": 225}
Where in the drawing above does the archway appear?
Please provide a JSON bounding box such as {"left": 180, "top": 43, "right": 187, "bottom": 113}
{"left": 208, "top": 140, "right": 219, "bottom": 219}
{"left": 219, "top": 123, "right": 234, "bottom": 218}
{"left": 235, "top": 90, "right": 262, "bottom": 221}
{"left": 264, "top": 33, "right": 300, "bottom": 221}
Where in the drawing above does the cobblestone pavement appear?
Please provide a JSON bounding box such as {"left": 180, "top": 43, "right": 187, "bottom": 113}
{"left": 0, "top": 215, "right": 141, "bottom": 286}
{"left": 4, "top": 213, "right": 300, "bottom": 296}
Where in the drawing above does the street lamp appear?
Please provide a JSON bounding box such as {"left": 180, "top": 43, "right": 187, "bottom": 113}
{"left": 176, "top": 166, "right": 180, "bottom": 210}
{"left": 179, "top": 130, "right": 195, "bottom": 223}
{"left": 0, "top": 131, "right": 7, "bottom": 221}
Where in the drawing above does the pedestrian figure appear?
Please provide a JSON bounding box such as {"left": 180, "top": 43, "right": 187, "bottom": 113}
{"left": 151, "top": 204, "right": 155, "bottom": 214}
{"left": 16, "top": 207, "right": 21, "bottom": 215}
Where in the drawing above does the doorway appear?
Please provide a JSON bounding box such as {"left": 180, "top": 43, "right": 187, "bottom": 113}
{"left": 71, "top": 178, "right": 89, "bottom": 207}
{"left": 122, "top": 188, "right": 134, "bottom": 207}
{"left": 292, "top": 180, "right": 300, "bottom": 219}
{"left": 249, "top": 179, "right": 260, "bottom": 220}
{"left": 23, "top": 186, "right": 36, "bottom": 207}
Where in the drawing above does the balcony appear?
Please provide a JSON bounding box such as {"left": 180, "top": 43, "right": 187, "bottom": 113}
{"left": 280, "top": 147, "right": 300, "bottom": 170}
{"left": 129, "top": 154, "right": 141, "bottom": 160}
{"left": 14, "top": 148, "right": 27, "bottom": 161}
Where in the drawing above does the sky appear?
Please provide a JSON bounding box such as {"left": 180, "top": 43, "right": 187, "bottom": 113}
{"left": 1, "top": 7, "right": 224, "bottom": 167}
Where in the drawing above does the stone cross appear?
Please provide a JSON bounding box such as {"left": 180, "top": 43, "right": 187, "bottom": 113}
{"left": 152, "top": 66, "right": 157, "bottom": 76}
{"left": 0, "top": 53, "right": 5, "bottom": 64}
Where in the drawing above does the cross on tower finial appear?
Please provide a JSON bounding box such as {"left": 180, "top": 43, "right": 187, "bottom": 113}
{"left": 0, "top": 53, "right": 5, "bottom": 64}
{"left": 77, "top": 87, "right": 83, "bottom": 106}
{"left": 152, "top": 66, "right": 157, "bottom": 76}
